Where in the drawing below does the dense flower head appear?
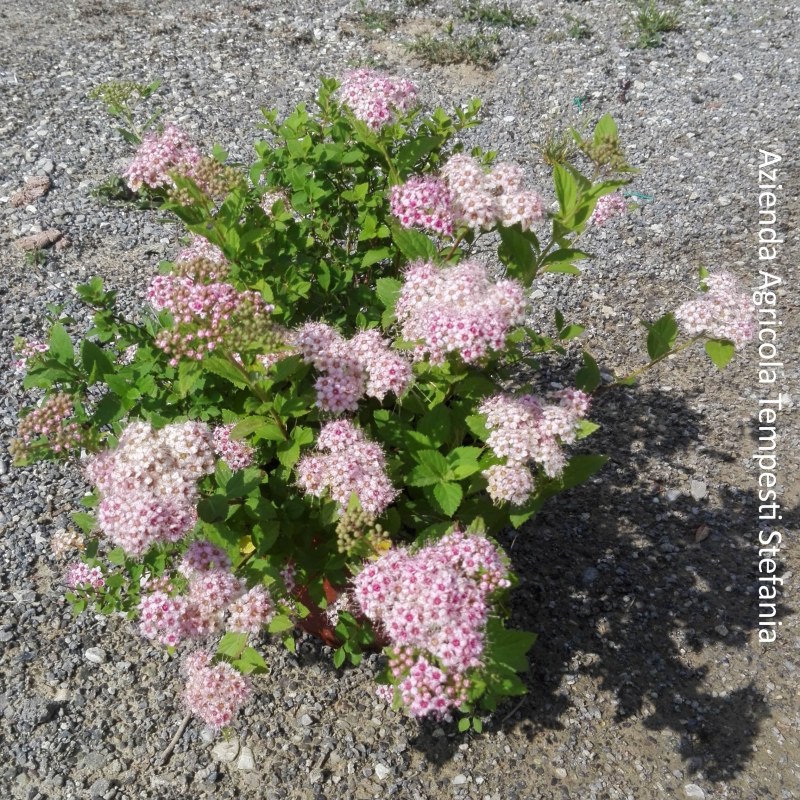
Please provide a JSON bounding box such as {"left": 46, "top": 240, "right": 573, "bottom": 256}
{"left": 395, "top": 259, "right": 527, "bottom": 363}
{"left": 589, "top": 192, "right": 627, "bottom": 226}
{"left": 389, "top": 650, "right": 471, "bottom": 720}
{"left": 296, "top": 419, "right": 397, "bottom": 516}
{"left": 213, "top": 424, "right": 256, "bottom": 471}
{"left": 65, "top": 562, "right": 105, "bottom": 591}
{"left": 139, "top": 591, "right": 190, "bottom": 647}
{"left": 176, "top": 235, "right": 227, "bottom": 266}
{"left": 179, "top": 540, "right": 231, "bottom": 577}
{"left": 292, "top": 322, "right": 412, "bottom": 412}
{"left": 675, "top": 270, "right": 755, "bottom": 349}
{"left": 389, "top": 176, "right": 454, "bottom": 236}
{"left": 85, "top": 421, "right": 215, "bottom": 556}
{"left": 182, "top": 650, "right": 252, "bottom": 730}
{"left": 338, "top": 69, "right": 417, "bottom": 130}
{"left": 227, "top": 586, "right": 275, "bottom": 634}
{"left": 479, "top": 388, "right": 591, "bottom": 482}
{"left": 124, "top": 124, "right": 202, "bottom": 192}
{"left": 483, "top": 463, "right": 535, "bottom": 507}
{"left": 184, "top": 569, "right": 244, "bottom": 637}
{"left": 148, "top": 276, "right": 277, "bottom": 366}
{"left": 353, "top": 530, "right": 510, "bottom": 682}
{"left": 13, "top": 393, "right": 84, "bottom": 455}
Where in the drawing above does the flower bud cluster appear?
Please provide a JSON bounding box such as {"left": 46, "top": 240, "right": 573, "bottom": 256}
{"left": 395, "top": 259, "right": 527, "bottom": 363}
{"left": 124, "top": 124, "right": 202, "bottom": 192}
{"left": 176, "top": 235, "right": 227, "bottom": 266}
{"left": 296, "top": 419, "right": 397, "bottom": 516}
{"left": 589, "top": 192, "right": 627, "bottom": 226}
{"left": 292, "top": 323, "right": 412, "bottom": 413}
{"left": 86, "top": 421, "right": 216, "bottom": 556}
{"left": 675, "top": 270, "right": 755, "bottom": 349}
{"left": 354, "top": 530, "right": 510, "bottom": 720}
{"left": 479, "top": 388, "right": 591, "bottom": 502}
{"left": 182, "top": 650, "right": 252, "bottom": 730}
{"left": 338, "top": 68, "right": 417, "bottom": 130}
{"left": 335, "top": 505, "right": 387, "bottom": 557}
{"left": 213, "top": 424, "right": 256, "bottom": 472}
{"left": 12, "top": 393, "right": 84, "bottom": 457}
{"left": 51, "top": 527, "right": 84, "bottom": 559}
{"left": 148, "top": 276, "right": 277, "bottom": 366}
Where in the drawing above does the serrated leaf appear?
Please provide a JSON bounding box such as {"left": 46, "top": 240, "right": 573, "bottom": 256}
{"left": 417, "top": 405, "right": 451, "bottom": 447}
{"left": 575, "top": 419, "right": 600, "bottom": 440}
{"left": 705, "top": 339, "right": 735, "bottom": 370}
{"left": 72, "top": 511, "right": 96, "bottom": 534}
{"left": 646, "top": 313, "right": 678, "bottom": 360}
{"left": 268, "top": 614, "right": 294, "bottom": 633}
{"left": 558, "top": 323, "right": 585, "bottom": 341}
{"left": 575, "top": 351, "right": 601, "bottom": 393}
{"left": 81, "top": 340, "right": 114, "bottom": 383}
{"left": 406, "top": 465, "right": 441, "bottom": 487}
{"left": 375, "top": 277, "right": 403, "bottom": 310}
{"left": 497, "top": 225, "right": 536, "bottom": 285}
{"left": 333, "top": 647, "right": 346, "bottom": 669}
{"left": 428, "top": 481, "right": 463, "bottom": 517}
{"left": 391, "top": 225, "right": 437, "bottom": 262}
{"left": 203, "top": 355, "right": 248, "bottom": 388}
{"left": 49, "top": 323, "right": 74, "bottom": 365}
{"left": 593, "top": 113, "right": 618, "bottom": 144}
{"left": 362, "top": 247, "right": 392, "bottom": 268}
{"left": 542, "top": 262, "right": 581, "bottom": 275}
{"left": 217, "top": 631, "right": 248, "bottom": 659}
{"left": 414, "top": 449, "right": 450, "bottom": 478}
{"left": 553, "top": 164, "right": 578, "bottom": 216}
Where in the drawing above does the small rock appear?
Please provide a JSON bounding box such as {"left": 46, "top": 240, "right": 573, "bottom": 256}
{"left": 88, "top": 778, "right": 111, "bottom": 798}
{"left": 200, "top": 727, "right": 216, "bottom": 745}
{"left": 13, "top": 228, "right": 62, "bottom": 252}
{"left": 374, "top": 763, "right": 391, "bottom": 781}
{"left": 10, "top": 175, "right": 51, "bottom": 207}
{"left": 696, "top": 51, "right": 711, "bottom": 64}
{"left": 581, "top": 567, "right": 599, "bottom": 586}
{"left": 555, "top": 767, "right": 567, "bottom": 779}
{"left": 236, "top": 746, "right": 255, "bottom": 771}
{"left": 684, "top": 785, "right": 705, "bottom": 800}
{"left": 299, "top": 713, "right": 314, "bottom": 726}
{"left": 733, "top": 73, "right": 744, "bottom": 81}
{"left": 690, "top": 480, "right": 707, "bottom": 500}
{"left": 211, "top": 739, "right": 240, "bottom": 763}
{"left": 665, "top": 489, "right": 681, "bottom": 503}
{"left": 452, "top": 774, "right": 468, "bottom": 786}
{"left": 715, "top": 624, "right": 729, "bottom": 637}
{"left": 84, "top": 647, "right": 106, "bottom": 664}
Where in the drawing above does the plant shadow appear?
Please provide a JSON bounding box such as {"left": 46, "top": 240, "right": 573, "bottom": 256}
{"left": 410, "top": 386, "right": 793, "bottom": 780}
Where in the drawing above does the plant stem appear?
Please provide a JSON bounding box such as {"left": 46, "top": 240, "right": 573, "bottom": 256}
{"left": 604, "top": 335, "right": 703, "bottom": 389}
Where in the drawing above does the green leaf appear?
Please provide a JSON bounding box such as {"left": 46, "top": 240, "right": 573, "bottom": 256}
{"left": 575, "top": 419, "right": 600, "bottom": 440}
{"left": 485, "top": 618, "right": 536, "bottom": 673}
{"left": 428, "top": 481, "right": 463, "bottom": 516}
{"left": 406, "top": 465, "right": 442, "bottom": 487}
{"left": 646, "top": 313, "right": 678, "bottom": 360}
{"left": 217, "top": 632, "right": 248, "bottom": 660}
{"left": 458, "top": 717, "right": 471, "bottom": 733}
{"left": 414, "top": 449, "right": 450, "bottom": 478}
{"left": 391, "top": 225, "right": 437, "bottom": 262}
{"left": 72, "top": 512, "right": 95, "bottom": 534}
{"left": 48, "top": 323, "right": 74, "bottom": 365}
{"left": 362, "top": 247, "right": 392, "bottom": 268}
{"left": 107, "top": 547, "right": 126, "bottom": 566}
{"left": 333, "top": 647, "right": 346, "bottom": 669}
{"left": 268, "top": 614, "right": 294, "bottom": 633}
{"left": 542, "top": 262, "right": 581, "bottom": 275}
{"left": 375, "top": 277, "right": 403, "bottom": 310}
{"left": 234, "top": 646, "right": 267, "bottom": 674}
{"left": 230, "top": 416, "right": 268, "bottom": 439}
{"left": 575, "top": 351, "right": 601, "bottom": 393}
{"left": 559, "top": 454, "right": 608, "bottom": 489}
{"left": 472, "top": 717, "right": 483, "bottom": 733}
{"left": 558, "top": 323, "right": 585, "bottom": 341}
{"left": 705, "top": 339, "right": 736, "bottom": 370}
{"left": 553, "top": 164, "right": 578, "bottom": 216}
{"left": 81, "top": 340, "right": 114, "bottom": 383}
{"left": 593, "top": 113, "right": 618, "bottom": 144}
{"left": 197, "top": 494, "right": 229, "bottom": 523}
{"left": 497, "top": 225, "right": 536, "bottom": 284}
{"left": 417, "top": 405, "right": 452, "bottom": 447}
{"left": 203, "top": 355, "right": 249, "bottom": 388}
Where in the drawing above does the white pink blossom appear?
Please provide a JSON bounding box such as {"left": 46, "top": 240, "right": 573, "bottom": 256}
{"left": 338, "top": 69, "right": 417, "bottom": 130}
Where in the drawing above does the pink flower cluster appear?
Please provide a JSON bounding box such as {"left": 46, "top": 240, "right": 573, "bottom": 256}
{"left": 148, "top": 275, "right": 274, "bottom": 366}
{"left": 213, "top": 424, "right": 256, "bottom": 471}
{"left": 15, "top": 393, "right": 84, "bottom": 454}
{"left": 65, "top": 562, "right": 105, "bottom": 591}
{"left": 395, "top": 259, "right": 527, "bottom": 363}
{"left": 176, "top": 235, "right": 227, "bottom": 268}
{"left": 390, "top": 177, "right": 454, "bottom": 237}
{"left": 391, "top": 154, "right": 544, "bottom": 235}
{"left": 354, "top": 530, "right": 510, "bottom": 720}
{"left": 124, "top": 124, "right": 201, "bottom": 192}
{"left": 182, "top": 650, "right": 252, "bottom": 730}
{"left": 675, "top": 270, "right": 755, "bottom": 349}
{"left": 86, "top": 421, "right": 215, "bottom": 556}
{"left": 296, "top": 419, "right": 397, "bottom": 516}
{"left": 479, "top": 388, "right": 591, "bottom": 500}
{"left": 589, "top": 192, "right": 627, "bottom": 226}
{"left": 292, "top": 323, "right": 412, "bottom": 412}
{"left": 138, "top": 541, "right": 274, "bottom": 646}
{"left": 12, "top": 339, "right": 48, "bottom": 373}
{"left": 337, "top": 69, "right": 417, "bottom": 130}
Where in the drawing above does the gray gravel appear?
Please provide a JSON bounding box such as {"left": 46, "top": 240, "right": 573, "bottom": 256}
{"left": 2, "top": 1, "right": 799, "bottom": 798}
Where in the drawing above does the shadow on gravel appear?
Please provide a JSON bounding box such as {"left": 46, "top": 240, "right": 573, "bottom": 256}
{"left": 410, "top": 387, "right": 794, "bottom": 781}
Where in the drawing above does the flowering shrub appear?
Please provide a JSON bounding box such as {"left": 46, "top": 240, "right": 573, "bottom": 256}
{"left": 13, "top": 73, "right": 754, "bottom": 735}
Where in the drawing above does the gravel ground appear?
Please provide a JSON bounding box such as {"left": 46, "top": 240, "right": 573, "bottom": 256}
{"left": 1, "top": 0, "right": 799, "bottom": 798}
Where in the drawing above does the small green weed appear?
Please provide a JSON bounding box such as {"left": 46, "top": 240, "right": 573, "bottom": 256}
{"left": 358, "top": 5, "right": 399, "bottom": 32}
{"left": 460, "top": 1, "right": 537, "bottom": 28}
{"left": 632, "top": 0, "right": 680, "bottom": 48}
{"left": 407, "top": 32, "right": 505, "bottom": 68}
{"left": 24, "top": 249, "right": 47, "bottom": 267}
{"left": 534, "top": 128, "right": 578, "bottom": 168}
{"left": 566, "top": 15, "right": 592, "bottom": 40}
